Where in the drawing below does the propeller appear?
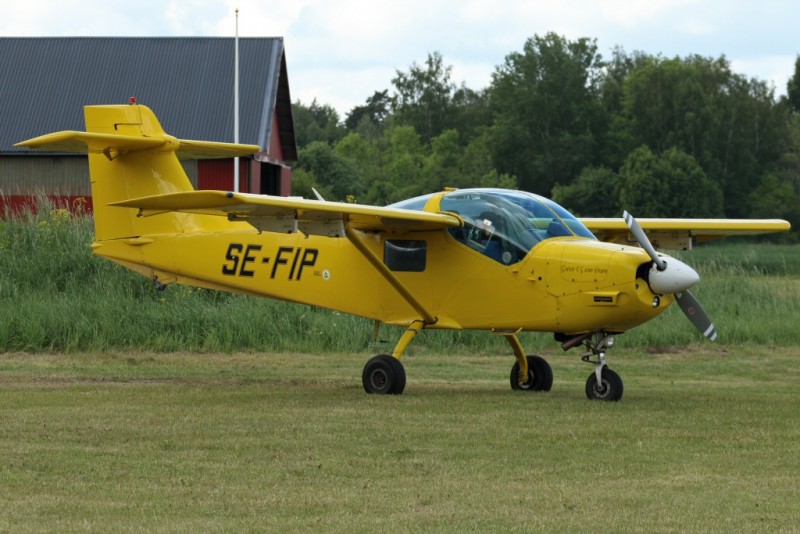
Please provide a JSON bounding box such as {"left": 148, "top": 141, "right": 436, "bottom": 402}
{"left": 623, "top": 211, "right": 717, "bottom": 341}
{"left": 623, "top": 211, "right": 666, "bottom": 271}
{"left": 676, "top": 291, "right": 718, "bottom": 341}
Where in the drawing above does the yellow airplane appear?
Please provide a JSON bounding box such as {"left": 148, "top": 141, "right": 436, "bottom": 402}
{"left": 17, "top": 103, "right": 791, "bottom": 401}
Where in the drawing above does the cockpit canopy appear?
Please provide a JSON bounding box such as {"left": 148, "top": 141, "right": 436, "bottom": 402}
{"left": 391, "top": 189, "right": 596, "bottom": 265}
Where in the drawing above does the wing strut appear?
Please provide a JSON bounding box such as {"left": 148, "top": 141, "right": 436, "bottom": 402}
{"left": 344, "top": 227, "right": 437, "bottom": 325}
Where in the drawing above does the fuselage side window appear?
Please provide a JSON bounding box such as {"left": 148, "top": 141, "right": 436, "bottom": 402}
{"left": 384, "top": 240, "right": 427, "bottom": 272}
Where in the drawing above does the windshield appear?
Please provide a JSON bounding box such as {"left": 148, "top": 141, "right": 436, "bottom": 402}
{"left": 438, "top": 189, "right": 596, "bottom": 265}
{"left": 389, "top": 193, "right": 435, "bottom": 211}
{"left": 388, "top": 189, "right": 595, "bottom": 265}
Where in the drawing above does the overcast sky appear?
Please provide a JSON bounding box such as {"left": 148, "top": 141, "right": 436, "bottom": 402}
{"left": 2, "top": 0, "right": 798, "bottom": 117}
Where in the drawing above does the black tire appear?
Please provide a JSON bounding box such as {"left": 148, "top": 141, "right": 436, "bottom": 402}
{"left": 585, "top": 367, "right": 623, "bottom": 401}
{"left": 386, "top": 356, "right": 406, "bottom": 394}
{"left": 362, "top": 354, "right": 406, "bottom": 395}
{"left": 510, "top": 355, "right": 553, "bottom": 392}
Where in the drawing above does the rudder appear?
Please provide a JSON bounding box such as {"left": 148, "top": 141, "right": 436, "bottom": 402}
{"left": 86, "top": 104, "right": 195, "bottom": 240}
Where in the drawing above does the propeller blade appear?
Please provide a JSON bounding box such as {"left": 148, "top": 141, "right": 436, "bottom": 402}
{"left": 623, "top": 212, "right": 714, "bottom": 341}
{"left": 623, "top": 211, "right": 666, "bottom": 271}
{"left": 676, "top": 290, "right": 718, "bottom": 341}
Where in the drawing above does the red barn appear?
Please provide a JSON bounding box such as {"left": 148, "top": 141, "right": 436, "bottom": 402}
{"left": 0, "top": 37, "right": 297, "bottom": 214}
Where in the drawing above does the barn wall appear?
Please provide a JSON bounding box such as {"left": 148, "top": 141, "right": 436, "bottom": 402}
{"left": 267, "top": 114, "right": 284, "bottom": 161}
{"left": 0, "top": 156, "right": 199, "bottom": 195}
{"left": 197, "top": 159, "right": 250, "bottom": 192}
{"left": 0, "top": 155, "right": 90, "bottom": 195}
{"left": 281, "top": 165, "right": 292, "bottom": 196}
{"left": 0, "top": 155, "right": 199, "bottom": 214}
{"left": 182, "top": 160, "right": 198, "bottom": 188}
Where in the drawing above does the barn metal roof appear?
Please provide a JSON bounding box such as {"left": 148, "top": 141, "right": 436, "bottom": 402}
{"left": 0, "top": 37, "right": 296, "bottom": 160}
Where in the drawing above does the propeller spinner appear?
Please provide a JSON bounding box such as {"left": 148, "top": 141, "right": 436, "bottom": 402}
{"left": 623, "top": 211, "right": 718, "bottom": 341}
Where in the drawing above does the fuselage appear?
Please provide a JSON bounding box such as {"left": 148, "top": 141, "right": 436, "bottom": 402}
{"left": 93, "top": 189, "right": 674, "bottom": 336}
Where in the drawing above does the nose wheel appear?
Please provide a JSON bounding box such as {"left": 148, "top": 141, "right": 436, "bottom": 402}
{"left": 585, "top": 366, "right": 623, "bottom": 401}
{"left": 577, "top": 333, "right": 624, "bottom": 401}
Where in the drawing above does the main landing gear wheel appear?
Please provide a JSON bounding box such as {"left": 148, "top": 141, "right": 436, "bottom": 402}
{"left": 585, "top": 367, "right": 623, "bottom": 401}
{"left": 362, "top": 354, "right": 406, "bottom": 395}
{"left": 510, "top": 355, "right": 553, "bottom": 391}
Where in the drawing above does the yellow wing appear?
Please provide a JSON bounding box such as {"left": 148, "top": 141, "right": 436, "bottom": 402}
{"left": 582, "top": 217, "right": 791, "bottom": 249}
{"left": 111, "top": 191, "right": 462, "bottom": 236}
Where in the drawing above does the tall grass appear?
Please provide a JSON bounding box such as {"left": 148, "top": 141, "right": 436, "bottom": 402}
{"left": 2, "top": 202, "right": 798, "bottom": 353}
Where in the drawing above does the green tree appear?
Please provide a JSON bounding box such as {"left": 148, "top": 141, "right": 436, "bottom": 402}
{"left": 748, "top": 173, "right": 800, "bottom": 228}
{"left": 620, "top": 55, "right": 789, "bottom": 217}
{"left": 391, "top": 52, "right": 457, "bottom": 144}
{"left": 335, "top": 132, "right": 386, "bottom": 204}
{"left": 552, "top": 166, "right": 620, "bottom": 216}
{"left": 345, "top": 90, "right": 391, "bottom": 132}
{"left": 292, "top": 99, "right": 346, "bottom": 147}
{"left": 458, "top": 130, "right": 518, "bottom": 189}
{"left": 380, "top": 126, "right": 426, "bottom": 203}
{"left": 289, "top": 167, "right": 326, "bottom": 200}
{"left": 598, "top": 48, "right": 650, "bottom": 169}
{"left": 787, "top": 55, "right": 800, "bottom": 114}
{"left": 489, "top": 33, "right": 607, "bottom": 195}
{"left": 421, "top": 129, "right": 461, "bottom": 192}
{"left": 617, "top": 146, "right": 723, "bottom": 217}
{"left": 749, "top": 114, "right": 800, "bottom": 238}
{"left": 450, "top": 86, "right": 492, "bottom": 145}
{"left": 294, "top": 141, "right": 362, "bottom": 201}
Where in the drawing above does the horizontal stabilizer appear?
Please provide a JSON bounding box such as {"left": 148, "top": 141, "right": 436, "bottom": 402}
{"left": 16, "top": 131, "right": 260, "bottom": 160}
{"left": 16, "top": 131, "right": 164, "bottom": 153}
{"left": 175, "top": 139, "right": 262, "bottom": 160}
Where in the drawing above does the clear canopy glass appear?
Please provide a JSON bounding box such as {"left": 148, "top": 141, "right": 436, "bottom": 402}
{"left": 391, "top": 189, "right": 596, "bottom": 265}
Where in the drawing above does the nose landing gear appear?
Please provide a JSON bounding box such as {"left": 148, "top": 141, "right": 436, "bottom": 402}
{"left": 579, "top": 333, "right": 623, "bottom": 401}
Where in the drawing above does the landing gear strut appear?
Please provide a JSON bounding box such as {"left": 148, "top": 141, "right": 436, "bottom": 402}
{"left": 361, "top": 320, "right": 424, "bottom": 395}
{"left": 578, "top": 333, "right": 623, "bottom": 401}
{"left": 506, "top": 334, "right": 553, "bottom": 391}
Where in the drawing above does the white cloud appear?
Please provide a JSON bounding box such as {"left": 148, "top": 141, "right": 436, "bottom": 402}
{"left": 1, "top": 0, "right": 797, "bottom": 114}
{"left": 164, "top": 0, "right": 227, "bottom": 36}
{"left": 599, "top": 0, "right": 702, "bottom": 28}
{"left": 731, "top": 55, "right": 796, "bottom": 94}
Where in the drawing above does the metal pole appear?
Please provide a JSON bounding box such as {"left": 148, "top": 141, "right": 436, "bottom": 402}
{"left": 233, "top": 7, "right": 240, "bottom": 193}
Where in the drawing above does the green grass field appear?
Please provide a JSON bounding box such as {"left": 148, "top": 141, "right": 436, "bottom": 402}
{"left": 2, "top": 205, "right": 799, "bottom": 531}
{"left": 1, "top": 347, "right": 798, "bottom": 532}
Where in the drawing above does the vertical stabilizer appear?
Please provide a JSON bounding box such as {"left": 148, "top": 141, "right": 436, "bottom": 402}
{"left": 85, "top": 104, "right": 197, "bottom": 241}
{"left": 15, "top": 103, "right": 261, "bottom": 242}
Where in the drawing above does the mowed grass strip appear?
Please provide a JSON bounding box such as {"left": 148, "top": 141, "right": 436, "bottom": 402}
{"left": 1, "top": 347, "right": 798, "bottom": 532}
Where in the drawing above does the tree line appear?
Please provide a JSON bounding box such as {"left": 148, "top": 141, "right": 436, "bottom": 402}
{"left": 290, "top": 33, "right": 800, "bottom": 236}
